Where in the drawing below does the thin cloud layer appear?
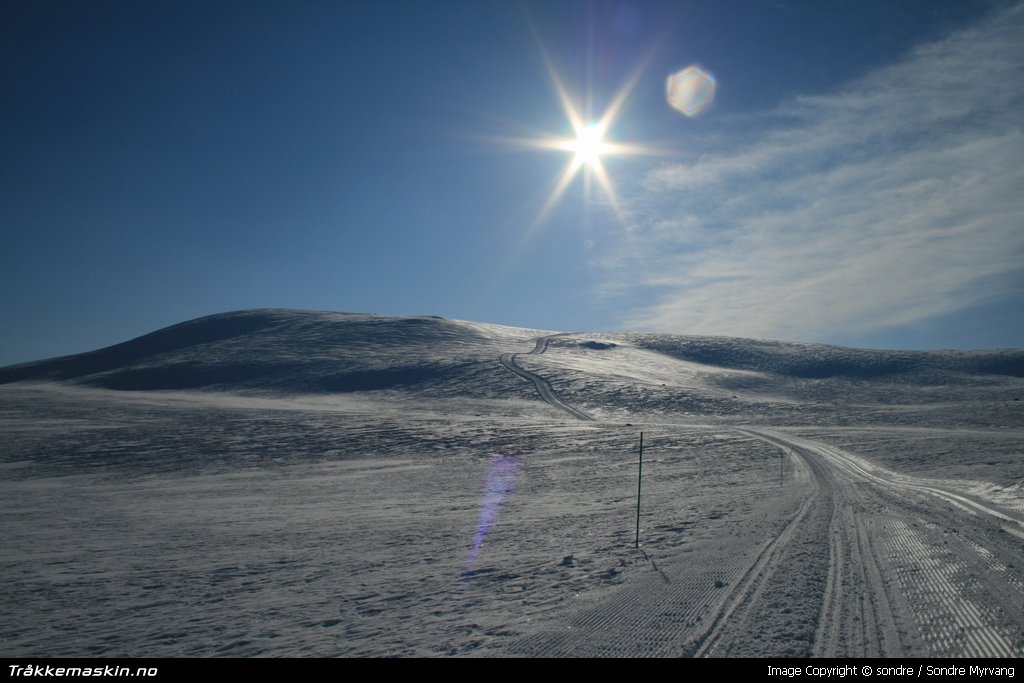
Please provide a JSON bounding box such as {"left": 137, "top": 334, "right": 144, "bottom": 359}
{"left": 604, "top": 5, "right": 1024, "bottom": 343}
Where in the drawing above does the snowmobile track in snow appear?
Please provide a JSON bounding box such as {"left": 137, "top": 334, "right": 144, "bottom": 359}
{"left": 507, "top": 427, "right": 826, "bottom": 657}
{"left": 742, "top": 428, "right": 1024, "bottom": 657}
{"left": 511, "top": 426, "right": 1024, "bottom": 656}
{"left": 499, "top": 335, "right": 594, "bottom": 421}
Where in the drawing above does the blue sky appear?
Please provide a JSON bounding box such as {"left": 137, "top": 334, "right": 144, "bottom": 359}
{"left": 2, "top": 0, "right": 1021, "bottom": 365}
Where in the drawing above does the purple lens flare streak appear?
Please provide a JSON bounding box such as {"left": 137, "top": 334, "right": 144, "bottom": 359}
{"left": 461, "top": 450, "right": 520, "bottom": 578}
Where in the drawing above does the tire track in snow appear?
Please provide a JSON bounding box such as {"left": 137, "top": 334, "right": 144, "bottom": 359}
{"left": 508, "top": 506, "right": 813, "bottom": 656}
{"left": 754, "top": 430, "right": 1024, "bottom": 535}
{"left": 851, "top": 519, "right": 903, "bottom": 656}
{"left": 737, "top": 429, "right": 860, "bottom": 657}
{"left": 499, "top": 336, "right": 594, "bottom": 421}
{"left": 704, "top": 429, "right": 841, "bottom": 657}
{"left": 741, "top": 429, "right": 910, "bottom": 657}
{"left": 745, "top": 428, "right": 1024, "bottom": 657}
{"left": 814, "top": 495, "right": 845, "bottom": 658}
{"left": 691, "top": 495, "right": 820, "bottom": 657}
{"left": 507, "top": 430, "right": 826, "bottom": 657}
{"left": 484, "top": 360, "right": 1023, "bottom": 658}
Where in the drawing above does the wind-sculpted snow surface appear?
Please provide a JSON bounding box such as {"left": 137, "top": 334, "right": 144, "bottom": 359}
{"left": 0, "top": 310, "right": 549, "bottom": 399}
{"left": 632, "top": 334, "right": 1024, "bottom": 380}
{"left": 1, "top": 309, "right": 1023, "bottom": 657}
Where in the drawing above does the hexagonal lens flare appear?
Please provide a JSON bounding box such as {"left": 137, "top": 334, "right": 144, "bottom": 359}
{"left": 666, "top": 66, "right": 716, "bottom": 117}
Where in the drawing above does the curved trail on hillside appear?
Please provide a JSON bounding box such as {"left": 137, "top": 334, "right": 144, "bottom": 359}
{"left": 509, "top": 427, "right": 1024, "bottom": 657}
{"left": 510, "top": 428, "right": 830, "bottom": 656}
{"left": 496, "top": 339, "right": 1024, "bottom": 656}
{"left": 500, "top": 336, "right": 594, "bottom": 421}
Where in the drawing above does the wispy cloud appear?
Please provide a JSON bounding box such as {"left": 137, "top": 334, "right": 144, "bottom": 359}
{"left": 601, "top": 5, "right": 1024, "bottom": 344}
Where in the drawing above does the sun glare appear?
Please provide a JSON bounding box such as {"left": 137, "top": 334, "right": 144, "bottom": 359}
{"left": 566, "top": 122, "right": 610, "bottom": 170}
{"left": 499, "top": 54, "right": 664, "bottom": 235}
{"left": 486, "top": 32, "right": 673, "bottom": 248}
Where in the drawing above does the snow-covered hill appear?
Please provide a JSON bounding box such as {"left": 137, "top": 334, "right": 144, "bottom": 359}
{"left": 0, "top": 309, "right": 545, "bottom": 397}
{"left": 2, "top": 309, "right": 1024, "bottom": 658}
{"left": 1, "top": 308, "right": 1021, "bottom": 397}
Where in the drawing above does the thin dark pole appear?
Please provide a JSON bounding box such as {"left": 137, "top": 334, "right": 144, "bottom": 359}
{"left": 635, "top": 432, "right": 644, "bottom": 549}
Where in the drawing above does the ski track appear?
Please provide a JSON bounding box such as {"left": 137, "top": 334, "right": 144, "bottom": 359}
{"left": 710, "top": 430, "right": 1023, "bottom": 657}
{"left": 499, "top": 336, "right": 594, "bottom": 422}
{"left": 495, "top": 345, "right": 1024, "bottom": 657}
{"left": 3, "top": 327, "right": 1023, "bottom": 657}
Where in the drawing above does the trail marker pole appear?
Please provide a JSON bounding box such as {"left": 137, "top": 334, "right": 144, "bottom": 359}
{"left": 635, "top": 432, "right": 644, "bottom": 549}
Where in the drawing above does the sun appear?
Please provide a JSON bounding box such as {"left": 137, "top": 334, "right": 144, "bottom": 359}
{"left": 565, "top": 122, "right": 611, "bottom": 171}
{"left": 481, "top": 30, "right": 670, "bottom": 250}
{"left": 493, "top": 49, "right": 663, "bottom": 235}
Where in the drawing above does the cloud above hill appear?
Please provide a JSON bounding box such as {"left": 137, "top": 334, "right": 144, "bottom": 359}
{"left": 603, "top": 4, "right": 1024, "bottom": 343}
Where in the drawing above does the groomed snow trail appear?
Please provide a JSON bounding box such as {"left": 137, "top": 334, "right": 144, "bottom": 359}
{"left": 499, "top": 336, "right": 594, "bottom": 421}
{"left": 506, "top": 425, "right": 1024, "bottom": 657}
{"left": 496, "top": 343, "right": 1024, "bottom": 656}
{"left": 498, "top": 343, "right": 833, "bottom": 656}
{"left": 729, "top": 429, "right": 1024, "bottom": 657}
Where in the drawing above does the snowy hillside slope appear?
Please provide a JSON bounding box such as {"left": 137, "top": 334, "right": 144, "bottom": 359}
{"left": 632, "top": 334, "right": 1024, "bottom": 379}
{"left": 512, "top": 333, "right": 1024, "bottom": 428}
{"left": 2, "top": 309, "right": 1021, "bottom": 399}
{"left": 2, "top": 309, "right": 1024, "bottom": 658}
{"left": 0, "top": 309, "right": 548, "bottom": 399}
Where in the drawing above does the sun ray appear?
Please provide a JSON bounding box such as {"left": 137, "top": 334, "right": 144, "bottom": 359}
{"left": 535, "top": 33, "right": 587, "bottom": 136}
{"left": 506, "top": 40, "right": 669, "bottom": 235}
{"left": 485, "top": 18, "right": 678, "bottom": 288}
{"left": 589, "top": 159, "right": 630, "bottom": 227}
{"left": 522, "top": 156, "right": 583, "bottom": 242}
